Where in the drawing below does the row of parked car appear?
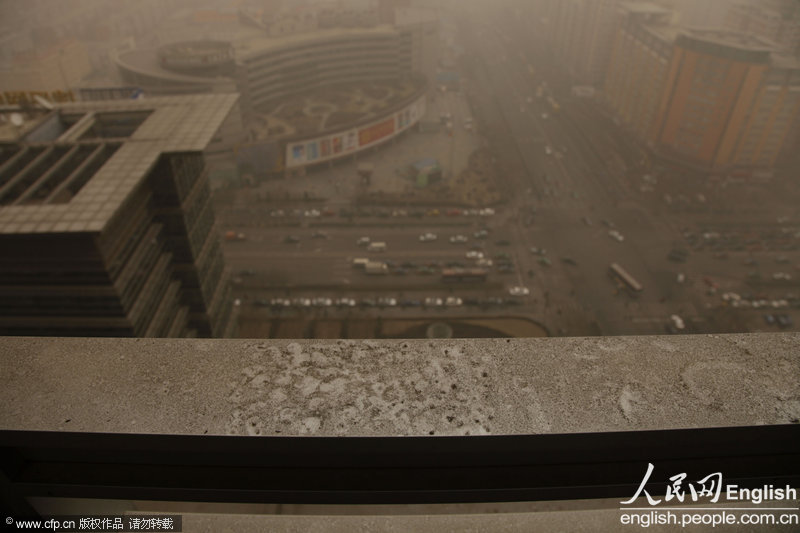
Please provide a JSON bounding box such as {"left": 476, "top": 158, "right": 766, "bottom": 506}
{"left": 253, "top": 294, "right": 529, "bottom": 310}
{"left": 268, "top": 207, "right": 497, "bottom": 219}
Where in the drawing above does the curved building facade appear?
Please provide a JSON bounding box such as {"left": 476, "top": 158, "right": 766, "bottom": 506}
{"left": 240, "top": 27, "right": 412, "bottom": 112}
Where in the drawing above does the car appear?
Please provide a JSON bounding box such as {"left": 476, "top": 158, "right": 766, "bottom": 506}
{"left": 360, "top": 298, "right": 377, "bottom": 307}
{"left": 509, "top": 286, "right": 530, "bottom": 296}
{"left": 608, "top": 230, "right": 625, "bottom": 242}
{"left": 270, "top": 209, "right": 285, "bottom": 217}
{"left": 255, "top": 299, "right": 271, "bottom": 307}
{"left": 400, "top": 299, "right": 423, "bottom": 308}
{"left": 427, "top": 209, "right": 440, "bottom": 217}
{"left": 283, "top": 235, "right": 300, "bottom": 244}
{"left": 304, "top": 209, "right": 320, "bottom": 217}
{"left": 417, "top": 266, "right": 436, "bottom": 275}
{"left": 292, "top": 297, "right": 312, "bottom": 307}
{"left": 424, "top": 297, "right": 443, "bottom": 307}
{"left": 378, "top": 297, "right": 397, "bottom": 307}
{"left": 419, "top": 232, "right": 438, "bottom": 242}
{"left": 450, "top": 235, "right": 468, "bottom": 243}
{"left": 777, "top": 314, "right": 793, "bottom": 328}
{"left": 474, "top": 230, "right": 489, "bottom": 239}
{"left": 476, "top": 258, "right": 493, "bottom": 267}
{"left": 541, "top": 113, "right": 548, "bottom": 119}
{"left": 561, "top": 257, "right": 577, "bottom": 266}
{"left": 335, "top": 297, "right": 356, "bottom": 307}
{"left": 545, "top": 145, "right": 553, "bottom": 155}
{"left": 538, "top": 257, "right": 552, "bottom": 267}
{"left": 312, "top": 297, "right": 332, "bottom": 307}
{"left": 401, "top": 261, "right": 417, "bottom": 269}
{"left": 479, "top": 208, "right": 495, "bottom": 216}
{"left": 446, "top": 208, "right": 462, "bottom": 216}
{"left": 498, "top": 264, "right": 515, "bottom": 274}
{"left": 466, "top": 251, "right": 484, "bottom": 259}
{"left": 311, "top": 231, "right": 329, "bottom": 239}
{"left": 357, "top": 237, "right": 370, "bottom": 246}
{"left": 445, "top": 296, "right": 463, "bottom": 306}
{"left": 391, "top": 268, "right": 408, "bottom": 275}
{"left": 764, "top": 314, "right": 776, "bottom": 325}
{"left": 670, "top": 314, "right": 685, "bottom": 330}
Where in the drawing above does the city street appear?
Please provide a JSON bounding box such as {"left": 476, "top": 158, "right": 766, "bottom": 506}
{"left": 216, "top": 1, "right": 800, "bottom": 339}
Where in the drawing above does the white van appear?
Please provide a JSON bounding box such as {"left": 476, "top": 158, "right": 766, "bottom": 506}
{"left": 367, "top": 242, "right": 386, "bottom": 252}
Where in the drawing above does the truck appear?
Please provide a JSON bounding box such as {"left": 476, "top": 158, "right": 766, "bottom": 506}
{"left": 365, "top": 261, "right": 389, "bottom": 275}
{"left": 225, "top": 231, "right": 246, "bottom": 241}
{"left": 352, "top": 258, "right": 370, "bottom": 269}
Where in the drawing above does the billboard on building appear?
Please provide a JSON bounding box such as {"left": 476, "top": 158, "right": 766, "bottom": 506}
{"left": 285, "top": 94, "right": 426, "bottom": 168}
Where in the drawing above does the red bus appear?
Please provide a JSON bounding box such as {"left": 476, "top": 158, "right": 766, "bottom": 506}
{"left": 441, "top": 268, "right": 488, "bottom": 283}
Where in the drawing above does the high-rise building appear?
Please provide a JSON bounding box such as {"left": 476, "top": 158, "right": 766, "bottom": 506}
{"left": 725, "top": 0, "right": 800, "bottom": 54}
{"left": 0, "top": 94, "right": 241, "bottom": 338}
{"left": 605, "top": 5, "right": 800, "bottom": 176}
{"left": 604, "top": 2, "right": 676, "bottom": 138}
{"left": 548, "top": 0, "right": 621, "bottom": 86}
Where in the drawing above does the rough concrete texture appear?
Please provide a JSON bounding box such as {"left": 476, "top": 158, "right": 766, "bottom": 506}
{"left": 1, "top": 333, "right": 798, "bottom": 436}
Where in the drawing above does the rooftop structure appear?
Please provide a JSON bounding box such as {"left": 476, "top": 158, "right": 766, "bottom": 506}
{"left": 0, "top": 94, "right": 241, "bottom": 337}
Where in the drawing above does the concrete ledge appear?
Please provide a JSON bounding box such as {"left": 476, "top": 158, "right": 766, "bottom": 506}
{"left": 1, "top": 333, "right": 798, "bottom": 436}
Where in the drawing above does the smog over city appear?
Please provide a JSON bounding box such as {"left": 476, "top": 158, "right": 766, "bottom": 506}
{"left": 1, "top": 0, "right": 799, "bottom": 340}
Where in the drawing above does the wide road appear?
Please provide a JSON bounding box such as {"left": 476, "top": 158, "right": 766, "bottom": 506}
{"left": 456, "top": 4, "right": 692, "bottom": 335}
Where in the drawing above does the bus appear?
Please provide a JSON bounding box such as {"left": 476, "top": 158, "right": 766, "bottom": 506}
{"left": 442, "top": 268, "right": 488, "bottom": 283}
{"left": 609, "top": 263, "right": 642, "bottom": 293}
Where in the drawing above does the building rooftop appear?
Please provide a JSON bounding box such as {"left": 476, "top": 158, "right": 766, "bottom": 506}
{"left": 236, "top": 24, "right": 399, "bottom": 61}
{"left": 684, "top": 28, "right": 778, "bottom": 52}
{"left": 0, "top": 94, "right": 239, "bottom": 235}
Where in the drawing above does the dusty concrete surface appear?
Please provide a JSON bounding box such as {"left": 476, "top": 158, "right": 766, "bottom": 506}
{"left": 1, "top": 333, "right": 798, "bottom": 436}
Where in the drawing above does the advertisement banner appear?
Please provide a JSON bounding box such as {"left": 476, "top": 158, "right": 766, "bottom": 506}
{"left": 359, "top": 118, "right": 395, "bottom": 147}
{"left": 284, "top": 93, "right": 425, "bottom": 168}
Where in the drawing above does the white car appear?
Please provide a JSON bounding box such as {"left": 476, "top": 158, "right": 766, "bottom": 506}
{"left": 670, "top": 314, "right": 685, "bottom": 330}
{"left": 479, "top": 208, "right": 495, "bottom": 216}
{"left": 545, "top": 145, "right": 553, "bottom": 155}
{"left": 450, "top": 235, "right": 468, "bottom": 243}
{"left": 445, "top": 296, "right": 463, "bottom": 306}
{"left": 357, "top": 237, "right": 370, "bottom": 246}
{"left": 509, "top": 286, "right": 530, "bottom": 296}
{"left": 419, "top": 233, "right": 438, "bottom": 242}
{"left": 466, "top": 251, "right": 484, "bottom": 259}
{"left": 304, "top": 209, "right": 320, "bottom": 217}
{"left": 378, "top": 297, "right": 397, "bottom": 307}
{"left": 541, "top": 113, "right": 549, "bottom": 120}
{"left": 476, "top": 258, "right": 493, "bottom": 267}
{"left": 424, "top": 297, "right": 443, "bottom": 307}
{"left": 609, "top": 230, "right": 625, "bottom": 242}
